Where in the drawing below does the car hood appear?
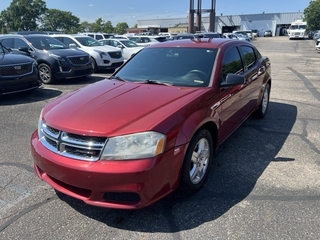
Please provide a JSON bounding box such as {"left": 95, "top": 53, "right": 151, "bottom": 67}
{"left": 46, "top": 48, "right": 88, "bottom": 57}
{"left": 1, "top": 52, "right": 34, "bottom": 64}
{"left": 81, "top": 45, "right": 120, "bottom": 52}
{"left": 42, "top": 79, "right": 206, "bottom": 136}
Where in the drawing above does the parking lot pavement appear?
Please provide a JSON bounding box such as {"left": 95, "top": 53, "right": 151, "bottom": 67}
{"left": 0, "top": 37, "right": 320, "bottom": 239}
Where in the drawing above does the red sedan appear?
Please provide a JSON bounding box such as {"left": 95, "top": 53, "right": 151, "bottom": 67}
{"left": 31, "top": 38, "right": 271, "bottom": 209}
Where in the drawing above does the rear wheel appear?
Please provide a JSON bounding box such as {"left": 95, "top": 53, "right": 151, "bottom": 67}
{"left": 39, "top": 63, "right": 55, "bottom": 84}
{"left": 253, "top": 83, "right": 270, "bottom": 118}
{"left": 179, "top": 129, "right": 214, "bottom": 193}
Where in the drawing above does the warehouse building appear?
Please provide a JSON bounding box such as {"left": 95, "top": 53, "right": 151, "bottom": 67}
{"left": 133, "top": 12, "right": 305, "bottom": 37}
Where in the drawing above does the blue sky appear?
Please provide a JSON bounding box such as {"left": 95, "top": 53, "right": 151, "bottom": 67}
{"left": 1, "top": 0, "right": 310, "bottom": 27}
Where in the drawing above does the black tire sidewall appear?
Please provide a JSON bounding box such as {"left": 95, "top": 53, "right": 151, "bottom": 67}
{"left": 254, "top": 83, "right": 270, "bottom": 118}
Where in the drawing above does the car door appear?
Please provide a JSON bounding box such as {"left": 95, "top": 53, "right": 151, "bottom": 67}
{"left": 217, "top": 45, "right": 253, "bottom": 143}
{"left": 239, "top": 45, "right": 266, "bottom": 109}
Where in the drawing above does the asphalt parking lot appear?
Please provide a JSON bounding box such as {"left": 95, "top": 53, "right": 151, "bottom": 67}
{"left": 1, "top": 36, "right": 320, "bottom": 239}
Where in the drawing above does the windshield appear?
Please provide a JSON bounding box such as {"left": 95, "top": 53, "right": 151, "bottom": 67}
{"left": 25, "top": 36, "right": 69, "bottom": 50}
{"left": 113, "top": 47, "right": 217, "bottom": 87}
{"left": 0, "top": 41, "right": 9, "bottom": 54}
{"left": 75, "top": 36, "right": 104, "bottom": 47}
{"left": 291, "top": 25, "right": 307, "bottom": 30}
{"left": 120, "top": 40, "right": 139, "bottom": 47}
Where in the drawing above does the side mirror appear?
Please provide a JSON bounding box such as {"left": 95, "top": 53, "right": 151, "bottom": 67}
{"left": 18, "top": 46, "right": 31, "bottom": 54}
{"left": 69, "top": 43, "right": 77, "bottom": 49}
{"left": 220, "top": 74, "right": 245, "bottom": 87}
{"left": 117, "top": 44, "right": 124, "bottom": 49}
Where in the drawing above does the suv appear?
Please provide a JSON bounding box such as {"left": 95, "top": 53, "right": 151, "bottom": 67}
{"left": 98, "top": 38, "right": 144, "bottom": 61}
{"left": 79, "top": 32, "right": 115, "bottom": 40}
{"left": 0, "top": 34, "right": 93, "bottom": 84}
{"left": 0, "top": 41, "right": 40, "bottom": 95}
{"left": 128, "top": 35, "right": 167, "bottom": 47}
{"left": 52, "top": 34, "right": 124, "bottom": 72}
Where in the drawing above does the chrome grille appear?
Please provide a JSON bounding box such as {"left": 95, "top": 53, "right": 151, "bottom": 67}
{"left": 0, "top": 62, "right": 33, "bottom": 77}
{"left": 39, "top": 121, "right": 107, "bottom": 161}
{"left": 68, "top": 55, "right": 90, "bottom": 65}
{"left": 108, "top": 51, "right": 122, "bottom": 59}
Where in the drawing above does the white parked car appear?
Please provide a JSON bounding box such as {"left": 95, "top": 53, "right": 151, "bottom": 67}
{"left": 128, "top": 35, "right": 167, "bottom": 47}
{"left": 233, "top": 30, "right": 253, "bottom": 40}
{"left": 52, "top": 34, "right": 124, "bottom": 72}
{"left": 98, "top": 38, "right": 144, "bottom": 61}
{"left": 315, "top": 35, "right": 320, "bottom": 52}
{"left": 78, "top": 32, "right": 115, "bottom": 40}
{"left": 224, "top": 33, "right": 250, "bottom": 42}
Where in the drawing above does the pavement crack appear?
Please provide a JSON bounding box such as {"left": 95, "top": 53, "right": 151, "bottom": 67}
{"left": 0, "top": 196, "right": 57, "bottom": 232}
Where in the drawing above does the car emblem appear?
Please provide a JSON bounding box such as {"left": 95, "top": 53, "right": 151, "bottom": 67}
{"left": 80, "top": 57, "right": 84, "bottom": 60}
{"left": 14, "top": 66, "right": 22, "bottom": 70}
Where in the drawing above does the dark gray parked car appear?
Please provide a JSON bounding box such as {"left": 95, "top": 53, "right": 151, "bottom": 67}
{"left": 0, "top": 34, "right": 93, "bottom": 84}
{"left": 0, "top": 41, "right": 41, "bottom": 95}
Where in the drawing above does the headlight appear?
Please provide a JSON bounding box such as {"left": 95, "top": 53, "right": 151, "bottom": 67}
{"left": 94, "top": 49, "right": 108, "bottom": 58}
{"left": 37, "top": 110, "right": 43, "bottom": 139}
{"left": 49, "top": 53, "right": 65, "bottom": 62}
{"left": 32, "top": 59, "right": 38, "bottom": 68}
{"left": 101, "top": 131, "right": 166, "bottom": 160}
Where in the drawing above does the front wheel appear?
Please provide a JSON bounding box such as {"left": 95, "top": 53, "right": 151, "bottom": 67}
{"left": 91, "top": 58, "right": 98, "bottom": 73}
{"left": 179, "top": 129, "right": 214, "bottom": 194}
{"left": 253, "top": 83, "right": 270, "bottom": 118}
{"left": 38, "top": 63, "right": 55, "bottom": 84}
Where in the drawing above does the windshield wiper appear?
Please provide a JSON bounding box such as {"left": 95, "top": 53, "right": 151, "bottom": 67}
{"left": 109, "top": 76, "right": 127, "bottom": 82}
{"left": 142, "top": 80, "right": 173, "bottom": 86}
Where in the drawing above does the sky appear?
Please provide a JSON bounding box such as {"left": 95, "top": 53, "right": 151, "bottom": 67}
{"left": 1, "top": 0, "right": 310, "bottom": 27}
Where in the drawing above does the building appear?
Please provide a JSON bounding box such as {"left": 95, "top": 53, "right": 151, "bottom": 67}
{"left": 133, "top": 12, "right": 305, "bottom": 37}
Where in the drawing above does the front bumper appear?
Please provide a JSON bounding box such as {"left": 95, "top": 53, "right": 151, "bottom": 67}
{"left": 53, "top": 63, "right": 93, "bottom": 80}
{"left": 31, "top": 131, "right": 186, "bottom": 209}
{"left": 0, "top": 74, "right": 41, "bottom": 95}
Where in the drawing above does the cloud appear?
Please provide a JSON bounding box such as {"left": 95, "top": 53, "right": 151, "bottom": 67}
{"left": 89, "top": 4, "right": 94, "bottom": 7}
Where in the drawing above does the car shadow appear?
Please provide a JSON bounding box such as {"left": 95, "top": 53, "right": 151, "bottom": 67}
{"left": 0, "top": 88, "right": 62, "bottom": 106}
{"left": 56, "top": 101, "right": 297, "bottom": 232}
{"left": 52, "top": 75, "right": 108, "bottom": 86}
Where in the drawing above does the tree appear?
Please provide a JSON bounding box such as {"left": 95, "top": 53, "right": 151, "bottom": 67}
{"left": 102, "top": 21, "right": 114, "bottom": 33}
{"left": 114, "top": 22, "right": 129, "bottom": 34}
{"left": 40, "top": 9, "right": 80, "bottom": 33}
{"left": 0, "top": 0, "right": 47, "bottom": 31}
{"left": 304, "top": 0, "right": 320, "bottom": 31}
{"left": 90, "top": 17, "right": 104, "bottom": 32}
{"left": 79, "top": 21, "right": 92, "bottom": 32}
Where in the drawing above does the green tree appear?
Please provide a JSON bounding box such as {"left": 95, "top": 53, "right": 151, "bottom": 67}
{"left": 304, "top": 0, "right": 320, "bottom": 31}
{"left": 90, "top": 17, "right": 104, "bottom": 32}
{"left": 40, "top": 9, "right": 80, "bottom": 33}
{"left": 114, "top": 22, "right": 129, "bottom": 34}
{"left": 0, "top": 0, "right": 47, "bottom": 31}
{"left": 102, "top": 20, "right": 114, "bottom": 33}
{"left": 79, "top": 21, "right": 92, "bottom": 32}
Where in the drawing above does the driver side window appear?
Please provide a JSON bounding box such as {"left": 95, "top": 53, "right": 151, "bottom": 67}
{"left": 220, "top": 47, "right": 243, "bottom": 83}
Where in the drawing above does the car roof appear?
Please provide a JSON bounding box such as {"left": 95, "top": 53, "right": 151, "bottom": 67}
{"left": 52, "top": 34, "right": 89, "bottom": 37}
{"left": 147, "top": 38, "right": 247, "bottom": 49}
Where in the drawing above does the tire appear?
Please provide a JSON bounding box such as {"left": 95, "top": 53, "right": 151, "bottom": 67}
{"left": 38, "top": 63, "right": 55, "bottom": 84}
{"left": 91, "top": 58, "right": 98, "bottom": 73}
{"left": 253, "top": 83, "right": 270, "bottom": 118}
{"left": 179, "top": 129, "right": 214, "bottom": 194}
